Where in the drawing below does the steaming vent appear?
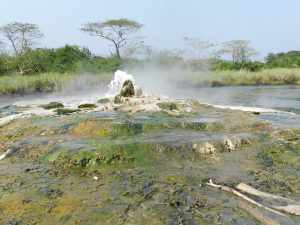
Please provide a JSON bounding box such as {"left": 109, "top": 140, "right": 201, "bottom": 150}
{"left": 105, "top": 70, "right": 135, "bottom": 97}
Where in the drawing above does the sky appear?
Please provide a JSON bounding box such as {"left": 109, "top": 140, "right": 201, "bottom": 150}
{"left": 1, "top": 0, "right": 300, "bottom": 59}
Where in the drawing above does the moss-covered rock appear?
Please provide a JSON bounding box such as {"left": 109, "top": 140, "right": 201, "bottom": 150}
{"left": 114, "top": 95, "right": 122, "bottom": 104}
{"left": 157, "top": 102, "right": 178, "bottom": 111}
{"left": 120, "top": 80, "right": 135, "bottom": 97}
{"left": 55, "top": 108, "right": 78, "bottom": 115}
{"left": 97, "top": 98, "right": 110, "bottom": 104}
{"left": 78, "top": 103, "right": 96, "bottom": 109}
{"left": 42, "top": 102, "right": 64, "bottom": 109}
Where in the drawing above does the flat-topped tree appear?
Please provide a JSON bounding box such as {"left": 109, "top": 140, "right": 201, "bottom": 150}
{"left": 0, "top": 22, "right": 43, "bottom": 75}
{"left": 81, "top": 18, "right": 143, "bottom": 62}
{"left": 0, "top": 22, "right": 43, "bottom": 56}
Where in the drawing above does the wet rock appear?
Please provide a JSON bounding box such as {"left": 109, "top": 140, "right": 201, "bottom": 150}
{"left": 193, "top": 142, "right": 217, "bottom": 155}
{"left": 78, "top": 103, "right": 96, "bottom": 109}
{"left": 42, "top": 102, "right": 64, "bottom": 109}
{"left": 120, "top": 80, "right": 135, "bottom": 97}
{"left": 222, "top": 137, "right": 245, "bottom": 151}
{"left": 97, "top": 98, "right": 110, "bottom": 104}
{"left": 114, "top": 95, "right": 122, "bottom": 104}
{"left": 55, "top": 108, "right": 78, "bottom": 115}
{"left": 157, "top": 102, "right": 178, "bottom": 111}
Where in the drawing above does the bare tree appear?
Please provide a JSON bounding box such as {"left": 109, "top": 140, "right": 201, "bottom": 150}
{"left": 183, "top": 37, "right": 214, "bottom": 59}
{"left": 0, "top": 22, "right": 43, "bottom": 56}
{"left": 218, "top": 40, "right": 259, "bottom": 63}
{"left": 0, "top": 40, "right": 6, "bottom": 55}
{"left": 152, "top": 48, "right": 185, "bottom": 68}
{"left": 120, "top": 38, "right": 145, "bottom": 62}
{"left": 81, "top": 18, "right": 143, "bottom": 61}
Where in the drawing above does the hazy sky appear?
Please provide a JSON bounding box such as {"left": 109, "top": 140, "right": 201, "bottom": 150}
{"left": 1, "top": 0, "right": 300, "bottom": 58}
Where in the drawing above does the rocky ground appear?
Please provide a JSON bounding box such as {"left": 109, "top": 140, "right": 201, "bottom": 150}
{"left": 0, "top": 94, "right": 299, "bottom": 225}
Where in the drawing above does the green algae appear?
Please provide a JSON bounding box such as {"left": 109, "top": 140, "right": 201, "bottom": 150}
{"left": 55, "top": 108, "right": 79, "bottom": 115}
{"left": 1, "top": 99, "right": 300, "bottom": 225}
{"left": 78, "top": 103, "right": 97, "bottom": 109}
{"left": 157, "top": 102, "right": 178, "bottom": 111}
{"left": 97, "top": 98, "right": 110, "bottom": 104}
{"left": 42, "top": 101, "right": 64, "bottom": 109}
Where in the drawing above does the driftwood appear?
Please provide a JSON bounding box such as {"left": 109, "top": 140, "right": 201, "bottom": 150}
{"left": 238, "top": 203, "right": 280, "bottom": 225}
{"left": 236, "top": 183, "right": 300, "bottom": 216}
{"left": 206, "top": 179, "right": 286, "bottom": 216}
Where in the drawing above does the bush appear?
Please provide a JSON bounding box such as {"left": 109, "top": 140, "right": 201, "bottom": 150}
{"left": 212, "top": 60, "right": 264, "bottom": 72}
{"left": 266, "top": 51, "right": 300, "bottom": 68}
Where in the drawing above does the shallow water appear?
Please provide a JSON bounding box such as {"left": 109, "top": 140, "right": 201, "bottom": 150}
{"left": 169, "top": 85, "right": 300, "bottom": 127}
{"left": 170, "top": 85, "right": 300, "bottom": 114}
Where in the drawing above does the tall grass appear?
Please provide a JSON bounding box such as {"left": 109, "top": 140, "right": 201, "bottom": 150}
{"left": 0, "top": 72, "right": 113, "bottom": 94}
{"left": 0, "top": 68, "right": 299, "bottom": 95}
{"left": 180, "top": 68, "right": 300, "bottom": 87}
{"left": 211, "top": 68, "right": 300, "bottom": 86}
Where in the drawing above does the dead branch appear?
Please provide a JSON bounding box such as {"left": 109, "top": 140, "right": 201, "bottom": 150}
{"left": 236, "top": 183, "right": 300, "bottom": 216}
{"left": 205, "top": 179, "right": 286, "bottom": 217}
{"left": 238, "top": 203, "right": 280, "bottom": 225}
{"left": 272, "top": 205, "right": 300, "bottom": 216}
{"left": 236, "top": 183, "right": 294, "bottom": 202}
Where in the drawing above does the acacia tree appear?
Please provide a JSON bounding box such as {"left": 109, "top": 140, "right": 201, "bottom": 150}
{"left": 218, "top": 40, "right": 258, "bottom": 63}
{"left": 183, "top": 37, "right": 214, "bottom": 59}
{"left": 0, "top": 22, "right": 43, "bottom": 56}
{"left": 81, "top": 18, "right": 143, "bottom": 61}
{"left": 0, "top": 40, "right": 6, "bottom": 55}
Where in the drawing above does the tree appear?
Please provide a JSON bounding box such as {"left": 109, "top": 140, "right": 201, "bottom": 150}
{"left": 218, "top": 40, "right": 258, "bottom": 63}
{"left": 81, "top": 18, "right": 143, "bottom": 61}
{"left": 183, "top": 37, "right": 214, "bottom": 59}
{"left": 0, "top": 22, "right": 43, "bottom": 56}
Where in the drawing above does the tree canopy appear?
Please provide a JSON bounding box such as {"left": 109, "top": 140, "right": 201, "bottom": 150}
{"left": 218, "top": 40, "right": 258, "bottom": 63}
{"left": 81, "top": 18, "right": 143, "bottom": 61}
{"left": 0, "top": 22, "right": 43, "bottom": 56}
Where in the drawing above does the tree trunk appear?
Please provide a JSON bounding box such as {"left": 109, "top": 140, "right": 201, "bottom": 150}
{"left": 114, "top": 43, "right": 122, "bottom": 64}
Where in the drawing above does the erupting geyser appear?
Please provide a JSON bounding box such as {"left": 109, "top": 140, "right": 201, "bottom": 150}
{"left": 105, "top": 70, "right": 135, "bottom": 97}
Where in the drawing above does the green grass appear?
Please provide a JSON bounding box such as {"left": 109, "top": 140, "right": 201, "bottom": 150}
{"left": 0, "top": 68, "right": 299, "bottom": 95}
{"left": 0, "top": 72, "right": 113, "bottom": 94}
{"left": 181, "top": 68, "right": 300, "bottom": 86}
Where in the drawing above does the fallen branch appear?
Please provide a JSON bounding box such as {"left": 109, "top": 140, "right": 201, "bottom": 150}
{"left": 238, "top": 203, "right": 280, "bottom": 225}
{"left": 236, "top": 183, "right": 295, "bottom": 202}
{"left": 272, "top": 204, "right": 300, "bottom": 216}
{"left": 205, "top": 179, "right": 285, "bottom": 217}
{"left": 236, "top": 183, "right": 300, "bottom": 216}
{"left": 0, "top": 149, "right": 12, "bottom": 160}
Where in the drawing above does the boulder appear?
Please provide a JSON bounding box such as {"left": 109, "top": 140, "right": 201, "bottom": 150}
{"left": 120, "top": 80, "right": 135, "bottom": 97}
{"left": 42, "top": 102, "right": 64, "bottom": 109}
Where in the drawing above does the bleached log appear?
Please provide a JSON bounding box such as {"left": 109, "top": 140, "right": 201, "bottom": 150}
{"left": 236, "top": 183, "right": 300, "bottom": 216}
{"left": 236, "top": 183, "right": 294, "bottom": 202}
{"left": 0, "top": 149, "right": 12, "bottom": 160}
{"left": 205, "top": 179, "right": 286, "bottom": 216}
{"left": 238, "top": 203, "right": 280, "bottom": 225}
{"left": 273, "top": 204, "right": 300, "bottom": 216}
